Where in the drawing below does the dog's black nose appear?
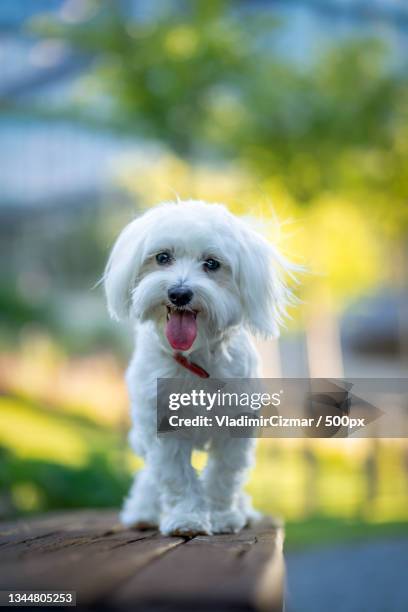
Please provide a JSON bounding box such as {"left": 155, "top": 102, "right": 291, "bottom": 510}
{"left": 168, "top": 286, "right": 193, "bottom": 307}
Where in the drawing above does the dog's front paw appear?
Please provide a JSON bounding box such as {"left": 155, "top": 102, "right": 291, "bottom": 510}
{"left": 160, "top": 509, "right": 212, "bottom": 537}
{"left": 243, "top": 506, "right": 263, "bottom": 526}
{"left": 238, "top": 492, "right": 262, "bottom": 526}
{"left": 120, "top": 504, "right": 159, "bottom": 530}
{"left": 211, "top": 509, "right": 246, "bottom": 534}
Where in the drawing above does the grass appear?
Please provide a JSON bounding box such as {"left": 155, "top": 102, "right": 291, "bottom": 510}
{"left": 285, "top": 517, "right": 408, "bottom": 551}
{"left": 0, "top": 398, "right": 88, "bottom": 467}
{"left": 0, "top": 393, "right": 133, "bottom": 513}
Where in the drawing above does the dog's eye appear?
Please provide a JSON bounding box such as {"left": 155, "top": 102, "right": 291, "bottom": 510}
{"left": 204, "top": 258, "right": 220, "bottom": 271}
{"left": 156, "top": 252, "right": 172, "bottom": 265}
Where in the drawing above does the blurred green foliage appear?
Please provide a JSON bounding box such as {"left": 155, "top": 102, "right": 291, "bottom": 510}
{"left": 30, "top": 0, "right": 408, "bottom": 227}
{"left": 0, "top": 393, "right": 131, "bottom": 515}
{"left": 0, "top": 285, "right": 52, "bottom": 330}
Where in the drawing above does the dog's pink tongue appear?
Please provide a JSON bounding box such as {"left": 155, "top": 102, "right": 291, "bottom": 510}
{"left": 165, "top": 310, "right": 197, "bottom": 351}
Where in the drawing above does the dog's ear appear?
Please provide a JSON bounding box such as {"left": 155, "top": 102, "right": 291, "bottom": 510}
{"left": 238, "top": 224, "right": 297, "bottom": 338}
{"left": 104, "top": 217, "right": 147, "bottom": 321}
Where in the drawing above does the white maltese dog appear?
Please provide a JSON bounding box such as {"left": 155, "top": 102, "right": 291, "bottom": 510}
{"left": 104, "top": 200, "right": 294, "bottom": 536}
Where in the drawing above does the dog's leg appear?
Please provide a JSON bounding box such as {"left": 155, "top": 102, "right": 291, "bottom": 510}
{"left": 120, "top": 464, "right": 160, "bottom": 529}
{"left": 238, "top": 490, "right": 263, "bottom": 525}
{"left": 151, "top": 439, "right": 211, "bottom": 537}
{"left": 203, "top": 437, "right": 257, "bottom": 534}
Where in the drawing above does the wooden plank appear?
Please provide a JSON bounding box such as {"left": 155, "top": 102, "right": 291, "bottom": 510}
{"left": 0, "top": 522, "right": 153, "bottom": 562}
{"left": 0, "top": 510, "right": 125, "bottom": 567}
{"left": 242, "top": 525, "right": 285, "bottom": 612}
{"left": 0, "top": 534, "right": 184, "bottom": 605}
{"left": 0, "top": 509, "right": 119, "bottom": 548}
{"left": 0, "top": 512, "right": 284, "bottom": 612}
{"left": 0, "top": 512, "right": 183, "bottom": 606}
{"left": 112, "top": 519, "right": 284, "bottom": 612}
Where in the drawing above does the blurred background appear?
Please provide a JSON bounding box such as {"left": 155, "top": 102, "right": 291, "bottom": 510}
{"left": 0, "top": 0, "right": 407, "bottom": 582}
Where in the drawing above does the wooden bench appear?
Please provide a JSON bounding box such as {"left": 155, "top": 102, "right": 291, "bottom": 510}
{"left": 0, "top": 510, "right": 285, "bottom": 611}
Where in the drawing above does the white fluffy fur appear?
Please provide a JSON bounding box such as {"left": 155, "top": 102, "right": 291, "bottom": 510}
{"left": 104, "top": 200, "right": 295, "bottom": 536}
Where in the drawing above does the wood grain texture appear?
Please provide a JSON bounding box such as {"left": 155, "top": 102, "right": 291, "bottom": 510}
{"left": 0, "top": 510, "right": 284, "bottom": 612}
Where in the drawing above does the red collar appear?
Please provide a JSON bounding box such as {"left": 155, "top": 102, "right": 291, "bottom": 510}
{"left": 174, "top": 352, "right": 210, "bottom": 378}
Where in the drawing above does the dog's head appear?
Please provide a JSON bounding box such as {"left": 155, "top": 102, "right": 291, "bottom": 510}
{"left": 104, "top": 200, "right": 295, "bottom": 351}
